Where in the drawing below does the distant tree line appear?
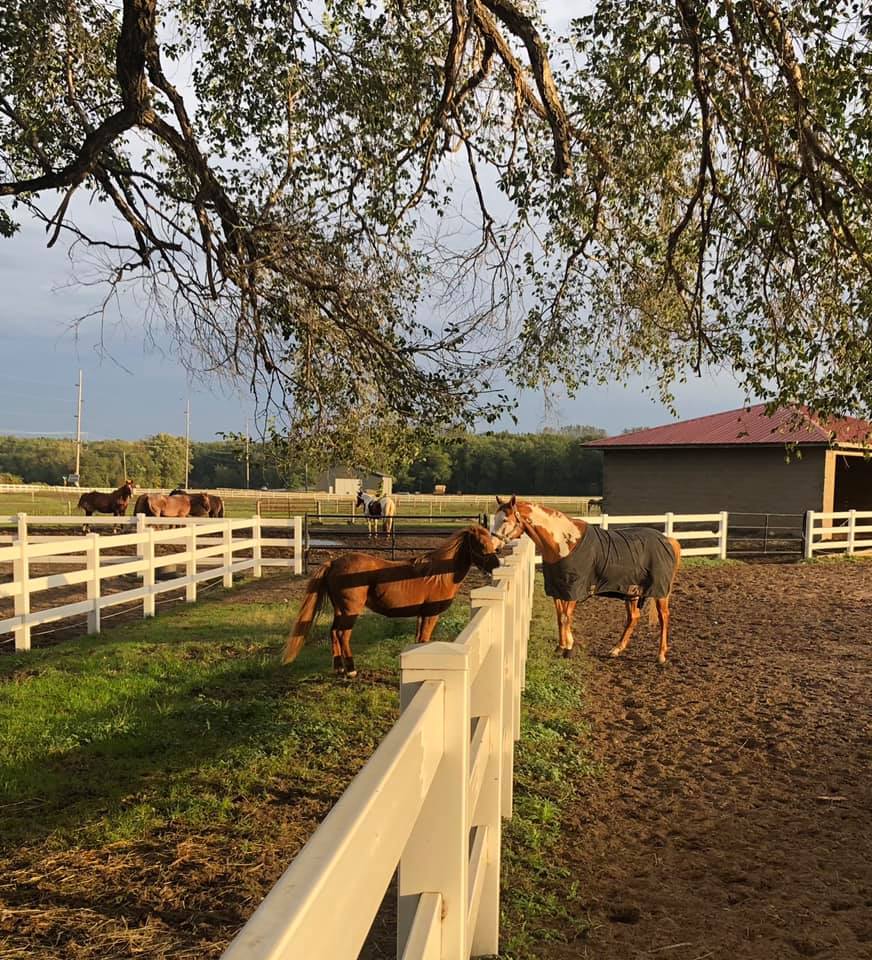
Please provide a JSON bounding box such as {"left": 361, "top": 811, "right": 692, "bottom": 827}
{"left": 0, "top": 425, "right": 606, "bottom": 495}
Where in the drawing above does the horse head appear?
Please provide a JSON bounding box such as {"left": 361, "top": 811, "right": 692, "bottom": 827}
{"left": 466, "top": 525, "right": 502, "bottom": 573}
{"left": 491, "top": 495, "right": 526, "bottom": 544}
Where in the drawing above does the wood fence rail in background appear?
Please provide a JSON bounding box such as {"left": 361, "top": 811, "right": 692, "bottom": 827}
{"left": 0, "top": 513, "right": 304, "bottom": 651}
{"left": 221, "top": 536, "right": 536, "bottom": 960}
{"left": 804, "top": 509, "right": 872, "bottom": 559}
{"left": 581, "top": 511, "right": 729, "bottom": 559}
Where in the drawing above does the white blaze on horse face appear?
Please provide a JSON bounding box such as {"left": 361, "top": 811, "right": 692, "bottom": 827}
{"left": 490, "top": 508, "right": 517, "bottom": 542}
{"left": 527, "top": 504, "right": 582, "bottom": 558}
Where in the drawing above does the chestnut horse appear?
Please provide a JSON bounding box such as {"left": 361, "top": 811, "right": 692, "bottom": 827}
{"left": 283, "top": 525, "right": 501, "bottom": 677}
{"left": 356, "top": 490, "right": 396, "bottom": 537}
{"left": 77, "top": 480, "right": 135, "bottom": 518}
{"left": 135, "top": 492, "right": 210, "bottom": 517}
{"left": 491, "top": 496, "right": 681, "bottom": 663}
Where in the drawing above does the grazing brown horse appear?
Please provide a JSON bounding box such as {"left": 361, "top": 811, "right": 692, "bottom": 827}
{"left": 77, "top": 481, "right": 135, "bottom": 528}
{"left": 135, "top": 492, "right": 210, "bottom": 517}
{"left": 491, "top": 496, "right": 681, "bottom": 664}
{"left": 283, "top": 525, "right": 501, "bottom": 678}
{"left": 169, "top": 489, "right": 214, "bottom": 517}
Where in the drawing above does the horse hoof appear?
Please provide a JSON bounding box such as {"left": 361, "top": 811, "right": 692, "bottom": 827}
{"left": 562, "top": 648, "right": 572, "bottom": 659}
{"left": 345, "top": 670, "right": 358, "bottom": 679}
{"left": 657, "top": 655, "right": 667, "bottom": 665}
{"left": 609, "top": 647, "right": 622, "bottom": 658}
{"left": 555, "top": 645, "right": 564, "bottom": 656}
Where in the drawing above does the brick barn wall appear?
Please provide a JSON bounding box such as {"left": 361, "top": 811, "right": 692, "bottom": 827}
{"left": 600, "top": 447, "right": 828, "bottom": 516}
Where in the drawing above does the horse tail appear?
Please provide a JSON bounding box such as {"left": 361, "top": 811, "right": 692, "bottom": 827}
{"left": 384, "top": 497, "right": 396, "bottom": 534}
{"left": 283, "top": 562, "right": 331, "bottom": 665}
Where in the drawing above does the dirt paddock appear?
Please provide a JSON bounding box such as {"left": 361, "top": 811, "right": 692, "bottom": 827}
{"left": 556, "top": 557, "right": 872, "bottom": 960}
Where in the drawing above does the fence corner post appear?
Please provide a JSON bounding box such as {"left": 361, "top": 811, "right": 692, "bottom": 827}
{"left": 220, "top": 520, "right": 232, "bottom": 588}
{"left": 803, "top": 510, "right": 815, "bottom": 560}
{"left": 86, "top": 532, "right": 101, "bottom": 634}
{"left": 13, "top": 512, "right": 31, "bottom": 651}
{"left": 252, "top": 515, "right": 262, "bottom": 578}
{"left": 293, "top": 515, "right": 303, "bottom": 575}
{"left": 664, "top": 511, "right": 674, "bottom": 537}
{"left": 718, "top": 511, "right": 729, "bottom": 560}
{"left": 469, "top": 586, "right": 506, "bottom": 957}
{"left": 397, "top": 642, "right": 470, "bottom": 960}
{"left": 847, "top": 508, "right": 856, "bottom": 556}
{"left": 186, "top": 524, "right": 197, "bottom": 602}
{"left": 143, "top": 527, "right": 156, "bottom": 617}
{"left": 601, "top": 512, "right": 609, "bottom": 531}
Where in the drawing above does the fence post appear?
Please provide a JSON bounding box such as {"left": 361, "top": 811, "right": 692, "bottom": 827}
{"left": 664, "top": 511, "right": 674, "bottom": 537}
{"left": 252, "top": 515, "right": 262, "bottom": 578}
{"left": 13, "top": 513, "right": 30, "bottom": 651}
{"left": 718, "top": 511, "right": 728, "bottom": 560}
{"left": 398, "top": 643, "right": 470, "bottom": 960}
{"left": 847, "top": 509, "right": 856, "bottom": 556}
{"left": 136, "top": 513, "right": 146, "bottom": 573}
{"left": 186, "top": 524, "right": 197, "bottom": 602}
{"left": 223, "top": 520, "right": 233, "bottom": 588}
{"left": 803, "top": 510, "right": 815, "bottom": 560}
{"left": 493, "top": 553, "right": 522, "bottom": 741}
{"left": 601, "top": 512, "right": 609, "bottom": 531}
{"left": 143, "top": 527, "right": 156, "bottom": 617}
{"left": 468, "top": 588, "right": 506, "bottom": 957}
{"left": 87, "top": 532, "right": 101, "bottom": 633}
{"left": 293, "top": 515, "right": 303, "bottom": 575}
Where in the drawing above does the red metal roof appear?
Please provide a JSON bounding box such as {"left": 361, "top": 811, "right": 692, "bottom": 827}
{"left": 587, "top": 403, "right": 872, "bottom": 448}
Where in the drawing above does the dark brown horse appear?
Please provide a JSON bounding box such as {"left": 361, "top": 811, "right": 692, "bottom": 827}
{"left": 77, "top": 480, "right": 135, "bottom": 518}
{"left": 491, "top": 497, "right": 681, "bottom": 664}
{"left": 283, "top": 525, "right": 501, "bottom": 678}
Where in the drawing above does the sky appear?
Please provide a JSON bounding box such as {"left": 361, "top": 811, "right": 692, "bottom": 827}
{"left": 0, "top": 2, "right": 752, "bottom": 444}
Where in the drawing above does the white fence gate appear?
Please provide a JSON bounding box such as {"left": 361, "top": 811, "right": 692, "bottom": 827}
{"left": 0, "top": 513, "right": 304, "bottom": 651}
{"left": 803, "top": 509, "right": 872, "bottom": 558}
{"left": 221, "top": 535, "right": 536, "bottom": 960}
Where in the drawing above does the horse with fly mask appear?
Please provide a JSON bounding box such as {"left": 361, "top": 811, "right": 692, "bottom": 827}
{"left": 491, "top": 496, "right": 681, "bottom": 663}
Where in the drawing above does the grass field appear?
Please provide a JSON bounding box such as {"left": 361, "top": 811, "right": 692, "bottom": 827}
{"left": 0, "top": 573, "right": 595, "bottom": 958}
{"left": 0, "top": 489, "right": 601, "bottom": 523}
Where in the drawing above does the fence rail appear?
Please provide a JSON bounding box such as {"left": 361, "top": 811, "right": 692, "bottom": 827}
{"left": 803, "top": 509, "right": 872, "bottom": 559}
{"left": 570, "top": 511, "right": 728, "bottom": 559}
{"left": 221, "top": 536, "right": 536, "bottom": 960}
{"left": 0, "top": 513, "right": 304, "bottom": 651}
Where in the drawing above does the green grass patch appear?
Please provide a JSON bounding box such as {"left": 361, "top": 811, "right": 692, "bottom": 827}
{"left": 499, "top": 576, "right": 599, "bottom": 958}
{"left": 0, "top": 574, "right": 596, "bottom": 957}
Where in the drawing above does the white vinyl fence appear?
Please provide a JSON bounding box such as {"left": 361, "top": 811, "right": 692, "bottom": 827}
{"left": 803, "top": 509, "right": 872, "bottom": 558}
{"left": 573, "top": 511, "right": 729, "bottom": 559}
{"left": 0, "top": 513, "right": 303, "bottom": 651}
{"left": 221, "top": 535, "right": 536, "bottom": 960}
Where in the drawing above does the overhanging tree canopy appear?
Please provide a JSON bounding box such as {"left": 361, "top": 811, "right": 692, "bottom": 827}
{"left": 2, "top": 0, "right": 870, "bottom": 455}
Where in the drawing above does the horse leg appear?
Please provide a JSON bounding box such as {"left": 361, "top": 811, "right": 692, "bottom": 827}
{"left": 331, "top": 627, "right": 344, "bottom": 675}
{"left": 560, "top": 600, "right": 578, "bottom": 658}
{"left": 338, "top": 623, "right": 358, "bottom": 678}
{"left": 415, "top": 615, "right": 441, "bottom": 644}
{"left": 610, "top": 599, "right": 641, "bottom": 658}
{"left": 553, "top": 600, "right": 572, "bottom": 655}
{"left": 655, "top": 596, "right": 670, "bottom": 664}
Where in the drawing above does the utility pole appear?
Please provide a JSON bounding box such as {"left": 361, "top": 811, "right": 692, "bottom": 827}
{"left": 244, "top": 417, "right": 251, "bottom": 490}
{"left": 74, "top": 369, "right": 83, "bottom": 480}
{"left": 184, "top": 399, "right": 191, "bottom": 488}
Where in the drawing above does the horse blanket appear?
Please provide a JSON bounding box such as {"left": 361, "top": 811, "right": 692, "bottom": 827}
{"left": 542, "top": 525, "right": 677, "bottom": 602}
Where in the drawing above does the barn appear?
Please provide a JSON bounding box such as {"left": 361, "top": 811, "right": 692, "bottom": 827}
{"left": 585, "top": 403, "right": 872, "bottom": 517}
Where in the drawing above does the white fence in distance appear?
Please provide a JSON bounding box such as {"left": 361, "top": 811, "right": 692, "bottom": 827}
{"left": 804, "top": 509, "right": 872, "bottom": 559}
{"left": 0, "top": 513, "right": 304, "bottom": 651}
{"left": 221, "top": 535, "right": 536, "bottom": 960}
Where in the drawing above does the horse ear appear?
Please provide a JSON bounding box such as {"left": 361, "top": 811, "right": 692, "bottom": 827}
{"left": 509, "top": 495, "right": 516, "bottom": 507}
{"left": 495, "top": 496, "right": 506, "bottom": 507}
